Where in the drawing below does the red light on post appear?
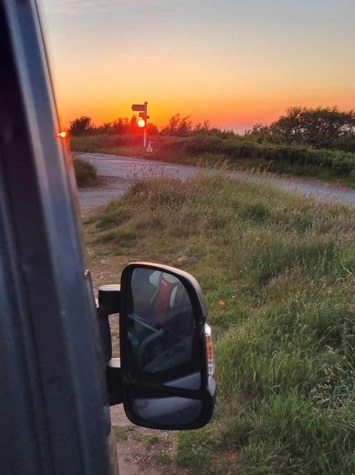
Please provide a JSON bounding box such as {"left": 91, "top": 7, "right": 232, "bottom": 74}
{"left": 132, "top": 101, "right": 149, "bottom": 147}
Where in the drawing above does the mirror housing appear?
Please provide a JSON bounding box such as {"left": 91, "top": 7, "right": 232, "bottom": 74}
{"left": 119, "top": 262, "right": 216, "bottom": 430}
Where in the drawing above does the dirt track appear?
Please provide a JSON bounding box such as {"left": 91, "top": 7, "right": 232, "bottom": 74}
{"left": 77, "top": 152, "right": 355, "bottom": 212}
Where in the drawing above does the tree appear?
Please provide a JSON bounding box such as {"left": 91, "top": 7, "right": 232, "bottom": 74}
{"left": 69, "top": 116, "right": 94, "bottom": 136}
{"left": 193, "top": 120, "right": 210, "bottom": 135}
{"left": 112, "top": 117, "right": 130, "bottom": 134}
{"left": 161, "top": 114, "right": 193, "bottom": 136}
{"left": 146, "top": 123, "right": 159, "bottom": 135}
{"left": 244, "top": 123, "right": 273, "bottom": 142}
{"left": 271, "top": 106, "right": 355, "bottom": 148}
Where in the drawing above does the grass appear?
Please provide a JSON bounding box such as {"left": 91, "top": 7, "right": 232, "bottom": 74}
{"left": 73, "top": 156, "right": 99, "bottom": 188}
{"left": 144, "top": 434, "right": 160, "bottom": 449}
{"left": 84, "top": 174, "right": 355, "bottom": 474}
{"left": 154, "top": 451, "right": 173, "bottom": 464}
{"left": 113, "top": 425, "right": 137, "bottom": 441}
{"left": 72, "top": 134, "right": 355, "bottom": 187}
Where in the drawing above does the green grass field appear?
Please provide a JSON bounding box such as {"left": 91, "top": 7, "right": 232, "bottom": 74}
{"left": 84, "top": 174, "right": 355, "bottom": 474}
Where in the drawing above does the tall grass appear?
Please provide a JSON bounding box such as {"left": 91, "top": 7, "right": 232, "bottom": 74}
{"left": 86, "top": 174, "right": 355, "bottom": 474}
{"left": 73, "top": 157, "right": 99, "bottom": 187}
{"left": 71, "top": 134, "right": 179, "bottom": 154}
{"left": 160, "top": 136, "right": 355, "bottom": 177}
{"left": 72, "top": 134, "right": 144, "bottom": 152}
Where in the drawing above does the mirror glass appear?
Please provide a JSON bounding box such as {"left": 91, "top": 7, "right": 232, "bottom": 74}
{"left": 131, "top": 396, "right": 203, "bottom": 426}
{"left": 127, "top": 268, "right": 200, "bottom": 380}
{"left": 122, "top": 265, "right": 214, "bottom": 429}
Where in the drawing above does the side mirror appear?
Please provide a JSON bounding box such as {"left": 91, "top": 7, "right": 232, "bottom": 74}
{"left": 119, "top": 262, "right": 216, "bottom": 430}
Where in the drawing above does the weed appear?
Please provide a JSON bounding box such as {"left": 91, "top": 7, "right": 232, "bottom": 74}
{"left": 144, "top": 435, "right": 160, "bottom": 449}
{"left": 154, "top": 451, "right": 173, "bottom": 464}
{"left": 94, "top": 229, "right": 137, "bottom": 247}
{"left": 113, "top": 425, "right": 136, "bottom": 441}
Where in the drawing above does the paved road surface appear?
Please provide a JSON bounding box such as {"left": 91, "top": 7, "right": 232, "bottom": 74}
{"left": 78, "top": 152, "right": 355, "bottom": 212}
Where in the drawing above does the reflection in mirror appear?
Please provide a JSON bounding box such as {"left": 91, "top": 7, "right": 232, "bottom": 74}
{"left": 127, "top": 268, "right": 197, "bottom": 377}
{"left": 121, "top": 263, "right": 215, "bottom": 430}
{"left": 132, "top": 396, "right": 203, "bottom": 426}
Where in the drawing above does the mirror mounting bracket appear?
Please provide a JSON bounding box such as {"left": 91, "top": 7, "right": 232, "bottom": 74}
{"left": 106, "top": 364, "right": 123, "bottom": 406}
{"left": 96, "top": 284, "right": 121, "bottom": 366}
{"left": 96, "top": 285, "right": 123, "bottom": 405}
{"left": 98, "top": 284, "right": 121, "bottom": 313}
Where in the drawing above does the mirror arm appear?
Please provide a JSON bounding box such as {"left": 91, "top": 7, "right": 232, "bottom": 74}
{"left": 95, "top": 285, "right": 124, "bottom": 405}
{"left": 106, "top": 366, "right": 123, "bottom": 406}
{"left": 98, "top": 284, "right": 121, "bottom": 313}
{"left": 96, "top": 285, "right": 121, "bottom": 364}
{"left": 96, "top": 306, "right": 112, "bottom": 364}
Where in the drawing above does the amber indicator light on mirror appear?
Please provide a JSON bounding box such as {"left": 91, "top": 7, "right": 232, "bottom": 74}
{"left": 204, "top": 324, "right": 215, "bottom": 376}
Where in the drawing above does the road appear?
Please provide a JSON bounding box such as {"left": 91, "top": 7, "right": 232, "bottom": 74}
{"left": 78, "top": 152, "right": 355, "bottom": 212}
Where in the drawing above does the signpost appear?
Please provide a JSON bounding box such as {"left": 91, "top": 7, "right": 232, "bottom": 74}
{"left": 131, "top": 101, "right": 149, "bottom": 147}
{"left": 131, "top": 104, "right": 145, "bottom": 112}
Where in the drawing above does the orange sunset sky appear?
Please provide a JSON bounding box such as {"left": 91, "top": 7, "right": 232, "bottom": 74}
{"left": 41, "top": 0, "right": 355, "bottom": 132}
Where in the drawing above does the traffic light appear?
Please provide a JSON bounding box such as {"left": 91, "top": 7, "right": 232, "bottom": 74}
{"left": 132, "top": 102, "right": 149, "bottom": 146}
{"left": 138, "top": 111, "right": 150, "bottom": 128}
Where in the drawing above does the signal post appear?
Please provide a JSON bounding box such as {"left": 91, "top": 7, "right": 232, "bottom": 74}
{"left": 131, "top": 101, "right": 149, "bottom": 147}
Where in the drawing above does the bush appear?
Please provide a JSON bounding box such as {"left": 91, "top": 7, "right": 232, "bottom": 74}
{"left": 158, "top": 136, "right": 355, "bottom": 175}
{"left": 73, "top": 157, "right": 99, "bottom": 188}
{"left": 71, "top": 134, "right": 144, "bottom": 152}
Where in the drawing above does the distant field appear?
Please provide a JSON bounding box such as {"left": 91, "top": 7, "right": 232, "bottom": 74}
{"left": 84, "top": 174, "right": 355, "bottom": 474}
{"left": 71, "top": 134, "right": 355, "bottom": 187}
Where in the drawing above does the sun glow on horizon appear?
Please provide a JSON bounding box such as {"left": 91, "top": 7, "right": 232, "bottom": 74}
{"left": 42, "top": 0, "right": 355, "bottom": 132}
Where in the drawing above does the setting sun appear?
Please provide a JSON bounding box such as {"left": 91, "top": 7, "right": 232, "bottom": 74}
{"left": 137, "top": 119, "right": 145, "bottom": 128}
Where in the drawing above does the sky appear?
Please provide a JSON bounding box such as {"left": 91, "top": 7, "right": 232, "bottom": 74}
{"left": 41, "top": 0, "right": 355, "bottom": 132}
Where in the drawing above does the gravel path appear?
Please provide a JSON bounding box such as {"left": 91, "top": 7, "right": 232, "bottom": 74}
{"left": 77, "top": 152, "right": 355, "bottom": 212}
